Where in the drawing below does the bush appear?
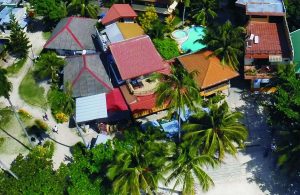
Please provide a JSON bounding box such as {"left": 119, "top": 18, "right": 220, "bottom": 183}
{"left": 18, "top": 109, "right": 33, "bottom": 119}
{"left": 43, "top": 140, "right": 55, "bottom": 158}
{"left": 153, "top": 38, "right": 180, "bottom": 60}
{"left": 6, "top": 58, "right": 27, "bottom": 75}
{"left": 34, "top": 119, "right": 49, "bottom": 132}
{"left": 54, "top": 112, "right": 68, "bottom": 123}
{"left": 0, "top": 137, "right": 5, "bottom": 147}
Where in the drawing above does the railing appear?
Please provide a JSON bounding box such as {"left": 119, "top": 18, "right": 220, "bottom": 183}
{"left": 244, "top": 65, "right": 276, "bottom": 79}
{"left": 127, "top": 78, "right": 158, "bottom": 96}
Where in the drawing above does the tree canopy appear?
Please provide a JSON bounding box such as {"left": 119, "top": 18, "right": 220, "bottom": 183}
{"left": 153, "top": 38, "right": 180, "bottom": 60}
{"left": 138, "top": 6, "right": 159, "bottom": 33}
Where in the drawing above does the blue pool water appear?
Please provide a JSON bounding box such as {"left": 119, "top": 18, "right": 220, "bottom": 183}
{"left": 172, "top": 30, "right": 188, "bottom": 39}
{"left": 181, "top": 26, "right": 206, "bottom": 53}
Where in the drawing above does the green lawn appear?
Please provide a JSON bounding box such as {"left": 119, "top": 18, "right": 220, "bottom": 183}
{"left": 6, "top": 58, "right": 27, "bottom": 76}
{"left": 19, "top": 72, "right": 47, "bottom": 109}
{"left": 0, "top": 108, "right": 13, "bottom": 128}
{"left": 42, "top": 31, "right": 51, "bottom": 40}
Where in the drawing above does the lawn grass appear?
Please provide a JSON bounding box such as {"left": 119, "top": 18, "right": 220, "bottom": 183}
{"left": 19, "top": 72, "right": 47, "bottom": 109}
{"left": 42, "top": 31, "right": 51, "bottom": 40}
{"left": 0, "top": 108, "right": 13, "bottom": 128}
{"left": 6, "top": 58, "right": 27, "bottom": 76}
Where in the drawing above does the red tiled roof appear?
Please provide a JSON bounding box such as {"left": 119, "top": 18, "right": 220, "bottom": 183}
{"left": 109, "top": 35, "right": 165, "bottom": 80}
{"left": 129, "top": 94, "right": 157, "bottom": 112}
{"left": 106, "top": 88, "right": 128, "bottom": 112}
{"left": 246, "top": 22, "right": 290, "bottom": 58}
{"left": 101, "top": 4, "right": 137, "bottom": 25}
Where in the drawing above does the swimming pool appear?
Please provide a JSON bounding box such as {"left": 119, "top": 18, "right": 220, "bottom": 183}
{"left": 181, "top": 26, "right": 206, "bottom": 53}
{"left": 171, "top": 29, "right": 188, "bottom": 45}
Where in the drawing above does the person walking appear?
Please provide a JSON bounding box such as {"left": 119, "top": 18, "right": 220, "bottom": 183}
{"left": 53, "top": 125, "right": 58, "bottom": 133}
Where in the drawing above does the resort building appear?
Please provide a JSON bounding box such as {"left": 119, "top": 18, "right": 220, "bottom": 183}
{"left": 63, "top": 54, "right": 113, "bottom": 98}
{"left": 97, "top": 22, "right": 144, "bottom": 52}
{"left": 290, "top": 29, "right": 300, "bottom": 74}
{"left": 236, "top": 0, "right": 293, "bottom": 90}
{"left": 108, "top": 35, "right": 169, "bottom": 118}
{"left": 44, "top": 17, "right": 98, "bottom": 56}
{"left": 178, "top": 51, "right": 239, "bottom": 96}
{"left": 101, "top": 4, "right": 137, "bottom": 26}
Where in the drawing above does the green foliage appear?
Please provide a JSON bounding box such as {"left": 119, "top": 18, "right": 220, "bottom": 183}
{"left": 43, "top": 140, "right": 55, "bottom": 157}
{"left": 47, "top": 86, "right": 75, "bottom": 117}
{"left": 42, "top": 31, "right": 52, "bottom": 40}
{"left": 0, "top": 146, "right": 66, "bottom": 194}
{"left": 285, "top": 0, "right": 300, "bottom": 31}
{"left": 8, "top": 14, "right": 30, "bottom": 58}
{"left": 30, "top": 0, "right": 67, "bottom": 23}
{"left": 6, "top": 57, "right": 27, "bottom": 76}
{"left": 153, "top": 38, "right": 180, "bottom": 60}
{"left": 0, "top": 68, "right": 12, "bottom": 99}
{"left": 183, "top": 102, "right": 248, "bottom": 160}
{"left": 67, "top": 0, "right": 100, "bottom": 18}
{"left": 33, "top": 52, "right": 65, "bottom": 81}
{"left": 0, "top": 137, "right": 5, "bottom": 147}
{"left": 0, "top": 107, "right": 13, "bottom": 127}
{"left": 165, "top": 144, "right": 217, "bottom": 194}
{"left": 34, "top": 119, "right": 49, "bottom": 132}
{"left": 192, "top": 0, "right": 217, "bottom": 26}
{"left": 19, "top": 71, "right": 47, "bottom": 108}
{"left": 200, "top": 20, "right": 245, "bottom": 70}
{"left": 138, "top": 6, "right": 158, "bottom": 33}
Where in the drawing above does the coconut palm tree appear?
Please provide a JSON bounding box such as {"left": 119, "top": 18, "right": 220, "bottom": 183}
{"left": 62, "top": 82, "right": 75, "bottom": 115}
{"left": 181, "top": 0, "right": 190, "bottom": 24}
{"left": 183, "top": 101, "right": 248, "bottom": 160}
{"left": 165, "top": 143, "right": 217, "bottom": 194}
{"left": 107, "top": 136, "right": 174, "bottom": 195}
{"left": 192, "top": 0, "right": 217, "bottom": 26}
{"left": 0, "top": 68, "right": 32, "bottom": 147}
{"left": 67, "top": 0, "right": 99, "bottom": 18}
{"left": 152, "top": 63, "right": 201, "bottom": 140}
{"left": 199, "top": 20, "right": 245, "bottom": 70}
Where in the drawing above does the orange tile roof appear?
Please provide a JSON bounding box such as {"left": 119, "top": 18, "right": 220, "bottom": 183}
{"left": 117, "top": 22, "right": 144, "bottom": 39}
{"left": 178, "top": 51, "right": 239, "bottom": 89}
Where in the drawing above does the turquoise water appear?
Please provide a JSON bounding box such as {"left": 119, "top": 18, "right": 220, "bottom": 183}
{"left": 181, "top": 26, "right": 206, "bottom": 53}
{"left": 172, "top": 30, "right": 187, "bottom": 39}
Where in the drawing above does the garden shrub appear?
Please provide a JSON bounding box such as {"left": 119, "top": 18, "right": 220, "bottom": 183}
{"left": 43, "top": 140, "right": 55, "bottom": 158}
{"left": 153, "top": 38, "right": 180, "bottom": 60}
{"left": 55, "top": 112, "right": 68, "bottom": 123}
{"left": 34, "top": 119, "right": 49, "bottom": 132}
{"left": 18, "top": 109, "right": 32, "bottom": 119}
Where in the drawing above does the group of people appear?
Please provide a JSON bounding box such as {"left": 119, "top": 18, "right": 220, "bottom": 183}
{"left": 42, "top": 112, "right": 59, "bottom": 134}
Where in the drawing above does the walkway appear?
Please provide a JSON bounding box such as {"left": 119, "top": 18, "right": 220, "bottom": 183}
{"left": 0, "top": 30, "right": 82, "bottom": 169}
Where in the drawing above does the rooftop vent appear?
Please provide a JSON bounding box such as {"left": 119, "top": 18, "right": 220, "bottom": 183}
{"left": 254, "top": 36, "right": 259, "bottom": 44}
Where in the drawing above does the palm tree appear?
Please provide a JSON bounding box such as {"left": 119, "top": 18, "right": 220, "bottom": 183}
{"left": 107, "top": 139, "right": 173, "bottom": 195}
{"left": 181, "top": 0, "right": 190, "bottom": 24}
{"left": 165, "top": 143, "right": 217, "bottom": 194}
{"left": 183, "top": 101, "right": 248, "bottom": 160}
{"left": 62, "top": 82, "right": 75, "bottom": 115}
{"left": 67, "top": 0, "right": 100, "bottom": 18}
{"left": 200, "top": 20, "right": 245, "bottom": 70}
{"left": 192, "top": 0, "right": 217, "bottom": 26}
{"left": 152, "top": 63, "right": 201, "bottom": 140}
{"left": 0, "top": 68, "right": 32, "bottom": 147}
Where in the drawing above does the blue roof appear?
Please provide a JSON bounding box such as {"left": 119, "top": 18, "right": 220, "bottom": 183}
{"left": 0, "top": 7, "right": 27, "bottom": 27}
{"left": 0, "top": 6, "right": 11, "bottom": 21}
{"left": 75, "top": 93, "right": 108, "bottom": 123}
{"left": 103, "top": 23, "right": 124, "bottom": 44}
{"left": 236, "top": 0, "right": 285, "bottom": 14}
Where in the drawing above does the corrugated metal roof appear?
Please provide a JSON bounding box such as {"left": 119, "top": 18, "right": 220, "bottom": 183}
{"left": 247, "top": 3, "right": 284, "bottom": 14}
{"left": 76, "top": 93, "right": 107, "bottom": 123}
{"left": 104, "top": 23, "right": 124, "bottom": 43}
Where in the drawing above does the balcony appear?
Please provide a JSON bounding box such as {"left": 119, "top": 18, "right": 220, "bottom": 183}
{"left": 126, "top": 77, "right": 158, "bottom": 96}
{"left": 244, "top": 65, "right": 276, "bottom": 80}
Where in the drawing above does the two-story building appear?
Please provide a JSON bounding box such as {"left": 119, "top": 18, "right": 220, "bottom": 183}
{"left": 236, "top": 0, "right": 293, "bottom": 90}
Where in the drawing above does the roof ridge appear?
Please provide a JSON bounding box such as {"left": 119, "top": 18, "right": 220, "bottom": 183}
{"left": 199, "top": 55, "right": 211, "bottom": 88}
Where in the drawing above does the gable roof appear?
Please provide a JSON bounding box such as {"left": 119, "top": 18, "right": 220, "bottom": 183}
{"left": 44, "top": 17, "right": 97, "bottom": 51}
{"left": 64, "top": 54, "right": 113, "bottom": 97}
{"left": 101, "top": 4, "right": 137, "bottom": 25}
{"left": 178, "top": 51, "right": 239, "bottom": 89}
{"left": 109, "top": 35, "right": 164, "bottom": 80}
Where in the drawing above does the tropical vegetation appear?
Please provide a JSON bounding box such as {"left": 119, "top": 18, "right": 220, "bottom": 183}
{"left": 183, "top": 101, "right": 248, "bottom": 160}
{"left": 284, "top": 0, "right": 300, "bottom": 31}
{"left": 153, "top": 38, "right": 180, "bottom": 60}
{"left": 152, "top": 63, "right": 201, "bottom": 140}
{"left": 138, "top": 6, "right": 159, "bottom": 33}
{"left": 67, "top": 0, "right": 100, "bottom": 18}
{"left": 8, "top": 14, "right": 30, "bottom": 58}
{"left": 191, "top": 0, "right": 217, "bottom": 26}
{"left": 200, "top": 20, "right": 245, "bottom": 70}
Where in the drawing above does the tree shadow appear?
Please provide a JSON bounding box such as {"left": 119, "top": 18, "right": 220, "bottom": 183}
{"left": 232, "top": 87, "right": 300, "bottom": 194}
{"left": 0, "top": 127, "right": 31, "bottom": 150}
{"left": 43, "top": 133, "right": 73, "bottom": 148}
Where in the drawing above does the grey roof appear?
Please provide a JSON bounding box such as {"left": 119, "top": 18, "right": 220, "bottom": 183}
{"left": 236, "top": 0, "right": 285, "bottom": 14}
{"left": 102, "top": 23, "right": 124, "bottom": 44}
{"left": 64, "top": 54, "right": 113, "bottom": 97}
{"left": 44, "top": 17, "right": 98, "bottom": 51}
{"left": 75, "top": 93, "right": 107, "bottom": 123}
{"left": 0, "top": 0, "right": 20, "bottom": 4}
